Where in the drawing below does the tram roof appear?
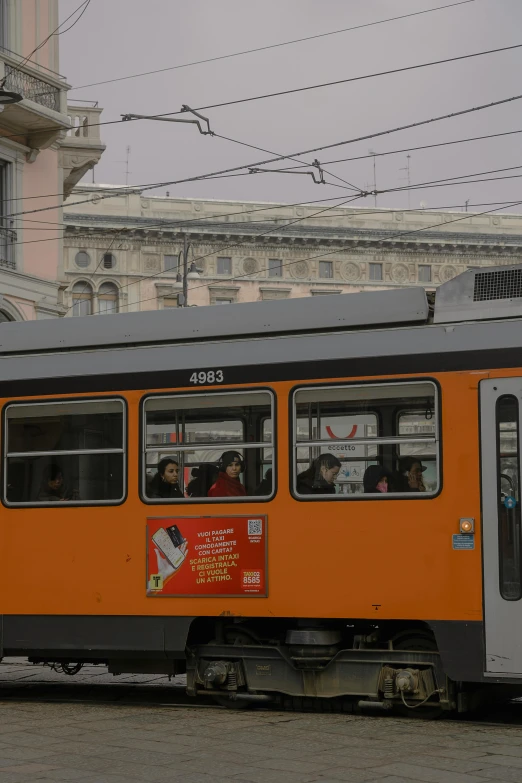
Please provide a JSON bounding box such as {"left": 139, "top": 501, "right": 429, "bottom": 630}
{"left": 0, "top": 287, "right": 429, "bottom": 356}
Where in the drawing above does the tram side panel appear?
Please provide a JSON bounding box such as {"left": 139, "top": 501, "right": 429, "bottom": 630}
{"left": 0, "top": 371, "right": 485, "bottom": 675}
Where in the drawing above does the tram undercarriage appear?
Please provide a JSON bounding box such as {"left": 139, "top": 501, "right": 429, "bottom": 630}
{"left": 185, "top": 619, "right": 520, "bottom": 716}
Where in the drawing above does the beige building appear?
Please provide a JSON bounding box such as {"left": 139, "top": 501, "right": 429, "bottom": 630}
{"left": 62, "top": 185, "right": 522, "bottom": 315}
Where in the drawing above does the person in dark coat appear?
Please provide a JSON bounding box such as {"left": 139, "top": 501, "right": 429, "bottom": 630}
{"left": 296, "top": 453, "right": 341, "bottom": 495}
{"left": 396, "top": 456, "right": 427, "bottom": 492}
{"left": 363, "top": 464, "right": 393, "bottom": 494}
{"left": 37, "top": 463, "right": 67, "bottom": 502}
{"left": 187, "top": 463, "right": 219, "bottom": 498}
{"left": 208, "top": 451, "right": 246, "bottom": 497}
{"left": 254, "top": 468, "right": 273, "bottom": 496}
{"left": 148, "top": 457, "right": 183, "bottom": 499}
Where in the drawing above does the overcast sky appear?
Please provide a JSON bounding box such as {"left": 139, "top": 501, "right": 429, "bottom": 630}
{"left": 59, "top": 0, "right": 522, "bottom": 213}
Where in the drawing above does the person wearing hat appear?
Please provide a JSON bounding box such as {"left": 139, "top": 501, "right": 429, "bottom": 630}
{"left": 208, "top": 451, "right": 246, "bottom": 497}
{"left": 397, "top": 456, "right": 427, "bottom": 492}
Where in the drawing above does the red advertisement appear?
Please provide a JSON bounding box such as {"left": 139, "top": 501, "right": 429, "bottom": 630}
{"left": 146, "top": 516, "right": 267, "bottom": 597}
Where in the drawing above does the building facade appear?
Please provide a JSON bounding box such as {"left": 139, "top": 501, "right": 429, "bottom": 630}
{"left": 63, "top": 186, "right": 522, "bottom": 315}
{"left": 0, "top": 0, "right": 104, "bottom": 322}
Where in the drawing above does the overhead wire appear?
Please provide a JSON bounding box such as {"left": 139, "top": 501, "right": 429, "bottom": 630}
{"left": 15, "top": 0, "right": 91, "bottom": 71}
{"left": 67, "top": 0, "right": 479, "bottom": 91}
{"left": 6, "top": 91, "right": 522, "bottom": 223}
{"left": 5, "top": 36, "right": 519, "bottom": 143}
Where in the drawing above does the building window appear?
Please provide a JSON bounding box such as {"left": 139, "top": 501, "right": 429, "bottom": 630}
{"left": 268, "top": 258, "right": 282, "bottom": 277}
{"left": 164, "top": 254, "right": 178, "bottom": 273}
{"left": 418, "top": 265, "right": 432, "bottom": 283}
{"left": 293, "top": 381, "right": 438, "bottom": 498}
{"left": 369, "top": 263, "right": 383, "bottom": 281}
{"left": 4, "top": 398, "right": 126, "bottom": 505}
{"left": 98, "top": 282, "right": 119, "bottom": 314}
{"left": 319, "top": 261, "right": 333, "bottom": 279}
{"left": 75, "top": 251, "right": 91, "bottom": 269}
{"left": 0, "top": 0, "right": 8, "bottom": 50}
{"left": 0, "top": 310, "right": 13, "bottom": 323}
{"left": 103, "top": 253, "right": 116, "bottom": 270}
{"left": 142, "top": 390, "right": 274, "bottom": 502}
{"left": 216, "top": 298, "right": 233, "bottom": 305}
{"left": 0, "top": 159, "right": 14, "bottom": 268}
{"left": 71, "top": 282, "right": 93, "bottom": 316}
{"left": 217, "top": 257, "right": 232, "bottom": 275}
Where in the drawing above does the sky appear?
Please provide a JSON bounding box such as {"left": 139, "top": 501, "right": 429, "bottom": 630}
{"left": 59, "top": 0, "right": 522, "bottom": 213}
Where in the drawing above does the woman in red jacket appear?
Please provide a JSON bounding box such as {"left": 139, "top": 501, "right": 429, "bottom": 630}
{"left": 208, "top": 451, "right": 246, "bottom": 497}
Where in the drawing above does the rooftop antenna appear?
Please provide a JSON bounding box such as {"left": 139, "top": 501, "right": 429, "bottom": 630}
{"left": 117, "top": 145, "right": 132, "bottom": 186}
{"left": 368, "top": 149, "right": 377, "bottom": 207}
{"left": 399, "top": 154, "right": 412, "bottom": 209}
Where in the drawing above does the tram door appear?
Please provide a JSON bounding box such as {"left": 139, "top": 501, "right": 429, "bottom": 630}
{"left": 481, "top": 378, "right": 522, "bottom": 675}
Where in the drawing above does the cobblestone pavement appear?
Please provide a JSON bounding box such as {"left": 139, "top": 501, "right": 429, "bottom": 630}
{"left": 3, "top": 660, "right": 522, "bottom": 782}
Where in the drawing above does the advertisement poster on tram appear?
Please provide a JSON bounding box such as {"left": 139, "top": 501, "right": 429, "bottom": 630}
{"left": 146, "top": 516, "right": 267, "bottom": 597}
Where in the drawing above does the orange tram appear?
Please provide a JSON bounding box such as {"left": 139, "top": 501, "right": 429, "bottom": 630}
{"left": 2, "top": 263, "right": 522, "bottom": 716}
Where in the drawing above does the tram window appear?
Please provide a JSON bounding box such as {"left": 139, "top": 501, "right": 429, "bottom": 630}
{"left": 292, "top": 381, "right": 439, "bottom": 498}
{"left": 496, "top": 395, "right": 522, "bottom": 601}
{"left": 4, "top": 399, "right": 125, "bottom": 505}
{"left": 142, "top": 390, "right": 274, "bottom": 501}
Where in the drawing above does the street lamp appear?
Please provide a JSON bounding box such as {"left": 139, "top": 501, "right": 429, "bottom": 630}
{"left": 175, "top": 235, "right": 202, "bottom": 306}
{"left": 0, "top": 81, "right": 23, "bottom": 113}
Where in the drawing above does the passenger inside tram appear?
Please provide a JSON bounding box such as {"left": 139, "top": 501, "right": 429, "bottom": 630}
{"left": 37, "top": 463, "right": 75, "bottom": 502}
{"left": 207, "top": 451, "right": 246, "bottom": 497}
{"left": 396, "top": 457, "right": 427, "bottom": 492}
{"left": 148, "top": 458, "right": 184, "bottom": 499}
{"left": 297, "top": 453, "right": 341, "bottom": 495}
{"left": 363, "top": 465, "right": 394, "bottom": 494}
{"left": 254, "top": 468, "right": 273, "bottom": 496}
{"left": 186, "top": 463, "right": 219, "bottom": 498}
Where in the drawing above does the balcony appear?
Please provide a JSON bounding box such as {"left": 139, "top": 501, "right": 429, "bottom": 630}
{"left": 0, "top": 52, "right": 70, "bottom": 149}
{"left": 0, "top": 226, "right": 16, "bottom": 270}
{"left": 60, "top": 103, "right": 106, "bottom": 198}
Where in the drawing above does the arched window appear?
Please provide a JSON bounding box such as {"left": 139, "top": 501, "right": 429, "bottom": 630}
{"left": 0, "top": 310, "right": 14, "bottom": 323}
{"left": 103, "top": 253, "right": 116, "bottom": 269}
{"left": 72, "top": 282, "right": 93, "bottom": 317}
{"left": 98, "top": 282, "right": 118, "bottom": 314}
{"left": 75, "top": 251, "right": 91, "bottom": 269}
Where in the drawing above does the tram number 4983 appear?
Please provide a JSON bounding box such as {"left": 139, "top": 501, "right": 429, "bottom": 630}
{"left": 189, "top": 370, "right": 224, "bottom": 385}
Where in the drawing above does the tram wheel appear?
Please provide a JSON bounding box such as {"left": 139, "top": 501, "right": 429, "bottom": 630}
{"left": 208, "top": 631, "right": 258, "bottom": 709}
{"left": 391, "top": 632, "right": 444, "bottom": 719}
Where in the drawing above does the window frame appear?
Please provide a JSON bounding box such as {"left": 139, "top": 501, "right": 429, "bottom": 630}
{"left": 2, "top": 396, "right": 128, "bottom": 508}
{"left": 496, "top": 394, "right": 522, "bottom": 601}
{"left": 319, "top": 261, "right": 333, "bottom": 279}
{"left": 418, "top": 264, "right": 432, "bottom": 283}
{"left": 268, "top": 258, "right": 283, "bottom": 278}
{"left": 290, "top": 378, "right": 441, "bottom": 501}
{"left": 369, "top": 263, "right": 383, "bottom": 281}
{"left": 140, "top": 387, "right": 277, "bottom": 504}
{"left": 217, "top": 257, "right": 232, "bottom": 275}
{"left": 74, "top": 251, "right": 91, "bottom": 269}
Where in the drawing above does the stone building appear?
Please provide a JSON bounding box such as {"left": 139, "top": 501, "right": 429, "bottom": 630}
{"left": 63, "top": 185, "right": 522, "bottom": 315}
{"left": 0, "top": 1, "right": 104, "bottom": 322}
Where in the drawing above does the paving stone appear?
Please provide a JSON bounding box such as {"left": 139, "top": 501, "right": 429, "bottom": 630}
{"left": 367, "top": 762, "right": 487, "bottom": 782}
{"left": 474, "top": 765, "right": 522, "bottom": 782}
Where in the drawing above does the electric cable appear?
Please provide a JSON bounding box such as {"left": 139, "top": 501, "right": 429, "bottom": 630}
{"left": 6, "top": 91, "right": 522, "bottom": 222}
{"left": 15, "top": 0, "right": 91, "bottom": 71}
{"left": 67, "top": 0, "right": 479, "bottom": 92}
{"left": 7, "top": 36, "right": 518, "bottom": 142}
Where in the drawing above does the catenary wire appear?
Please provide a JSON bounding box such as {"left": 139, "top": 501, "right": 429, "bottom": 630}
{"left": 5, "top": 91, "right": 522, "bottom": 222}
{"left": 5, "top": 125, "right": 522, "bottom": 207}
{"left": 6, "top": 36, "right": 517, "bottom": 141}
{"left": 13, "top": 198, "right": 522, "bottom": 247}
{"left": 279, "top": 128, "right": 522, "bottom": 169}
{"left": 15, "top": 0, "right": 91, "bottom": 71}
{"left": 67, "top": 0, "right": 479, "bottom": 91}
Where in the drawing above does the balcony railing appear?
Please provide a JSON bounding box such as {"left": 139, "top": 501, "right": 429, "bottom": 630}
{"left": 0, "top": 226, "right": 16, "bottom": 269}
{"left": 3, "top": 63, "right": 60, "bottom": 112}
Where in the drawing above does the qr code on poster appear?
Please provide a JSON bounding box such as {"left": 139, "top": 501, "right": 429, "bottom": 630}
{"left": 248, "top": 519, "right": 262, "bottom": 536}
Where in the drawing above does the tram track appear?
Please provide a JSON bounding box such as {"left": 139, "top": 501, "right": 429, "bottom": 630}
{"left": 2, "top": 668, "right": 522, "bottom": 727}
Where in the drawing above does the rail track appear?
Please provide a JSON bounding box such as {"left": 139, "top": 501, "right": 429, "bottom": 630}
{"left": 1, "top": 659, "right": 522, "bottom": 727}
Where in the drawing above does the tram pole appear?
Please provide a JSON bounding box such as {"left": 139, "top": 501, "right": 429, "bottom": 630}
{"left": 176, "top": 233, "right": 201, "bottom": 307}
